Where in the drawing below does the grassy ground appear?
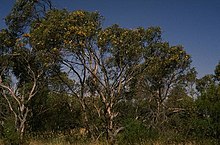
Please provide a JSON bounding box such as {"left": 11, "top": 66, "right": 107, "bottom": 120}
{"left": 21, "top": 141, "right": 198, "bottom": 145}
{"left": 27, "top": 140, "right": 219, "bottom": 145}
{"left": 0, "top": 138, "right": 218, "bottom": 145}
{"left": 28, "top": 139, "right": 108, "bottom": 145}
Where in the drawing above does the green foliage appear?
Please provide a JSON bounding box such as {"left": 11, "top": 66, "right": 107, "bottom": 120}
{"left": 97, "top": 25, "right": 146, "bottom": 67}
{"left": 0, "top": 29, "right": 16, "bottom": 50}
{"left": 5, "top": 0, "right": 52, "bottom": 35}
{"left": 2, "top": 116, "right": 20, "bottom": 145}
{"left": 143, "top": 42, "right": 192, "bottom": 87}
{"left": 118, "top": 119, "right": 158, "bottom": 145}
{"left": 28, "top": 92, "right": 82, "bottom": 133}
{"left": 30, "top": 9, "right": 102, "bottom": 51}
{"left": 214, "top": 61, "right": 220, "bottom": 81}
{"left": 195, "top": 82, "right": 220, "bottom": 139}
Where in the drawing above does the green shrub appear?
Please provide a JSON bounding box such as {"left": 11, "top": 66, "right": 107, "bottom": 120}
{"left": 2, "top": 116, "right": 20, "bottom": 145}
{"left": 118, "top": 119, "right": 158, "bottom": 145}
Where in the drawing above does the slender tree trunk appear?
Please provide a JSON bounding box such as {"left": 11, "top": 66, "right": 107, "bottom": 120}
{"left": 17, "top": 106, "right": 29, "bottom": 144}
{"left": 106, "top": 102, "right": 116, "bottom": 145}
{"left": 19, "top": 122, "right": 25, "bottom": 143}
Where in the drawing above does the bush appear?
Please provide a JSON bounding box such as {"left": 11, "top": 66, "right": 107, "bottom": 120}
{"left": 2, "top": 116, "right": 20, "bottom": 145}
{"left": 118, "top": 119, "right": 158, "bottom": 145}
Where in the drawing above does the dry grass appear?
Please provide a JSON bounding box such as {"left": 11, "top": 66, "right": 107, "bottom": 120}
{"left": 28, "top": 140, "right": 198, "bottom": 145}
{"left": 29, "top": 139, "right": 108, "bottom": 145}
{"left": 0, "top": 138, "right": 215, "bottom": 145}
{"left": 29, "top": 140, "right": 70, "bottom": 145}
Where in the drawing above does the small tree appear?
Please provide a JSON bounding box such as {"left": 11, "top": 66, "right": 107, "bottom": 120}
{"left": 0, "top": 1, "right": 53, "bottom": 143}
{"left": 195, "top": 73, "right": 220, "bottom": 139}
{"left": 0, "top": 32, "right": 55, "bottom": 143}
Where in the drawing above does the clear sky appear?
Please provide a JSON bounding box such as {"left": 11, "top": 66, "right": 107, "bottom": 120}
{"left": 1, "top": 0, "right": 220, "bottom": 77}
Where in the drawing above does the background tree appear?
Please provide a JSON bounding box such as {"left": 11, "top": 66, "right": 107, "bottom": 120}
{"left": 214, "top": 61, "right": 220, "bottom": 81}
{"left": 194, "top": 68, "right": 220, "bottom": 140}
{"left": 132, "top": 40, "right": 196, "bottom": 130}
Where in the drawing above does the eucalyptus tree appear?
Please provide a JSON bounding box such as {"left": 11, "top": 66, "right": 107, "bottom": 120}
{"left": 0, "top": 33, "right": 53, "bottom": 143}
{"left": 30, "top": 9, "right": 102, "bottom": 139}
{"left": 29, "top": 8, "right": 166, "bottom": 143}
{"left": 133, "top": 40, "right": 196, "bottom": 128}
{"left": 193, "top": 63, "right": 220, "bottom": 139}
{"left": 0, "top": 0, "right": 54, "bottom": 143}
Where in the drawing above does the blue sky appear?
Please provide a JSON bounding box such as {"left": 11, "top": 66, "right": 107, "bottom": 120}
{"left": 1, "top": 0, "right": 220, "bottom": 77}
